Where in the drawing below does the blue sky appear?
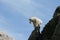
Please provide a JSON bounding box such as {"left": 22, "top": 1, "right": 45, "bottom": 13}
{"left": 0, "top": 0, "right": 60, "bottom": 40}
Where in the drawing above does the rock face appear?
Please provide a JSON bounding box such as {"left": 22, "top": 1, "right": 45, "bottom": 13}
{"left": 42, "top": 6, "right": 60, "bottom": 40}
{"left": 28, "top": 27, "right": 41, "bottom": 40}
{"left": 28, "top": 6, "right": 60, "bottom": 40}
{"left": 50, "top": 6, "right": 60, "bottom": 40}
{"left": 41, "top": 16, "right": 58, "bottom": 40}
{"left": 0, "top": 32, "right": 13, "bottom": 40}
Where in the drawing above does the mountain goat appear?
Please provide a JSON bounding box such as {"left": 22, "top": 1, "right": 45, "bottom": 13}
{"left": 29, "top": 17, "right": 42, "bottom": 27}
{"left": 28, "top": 17, "right": 42, "bottom": 40}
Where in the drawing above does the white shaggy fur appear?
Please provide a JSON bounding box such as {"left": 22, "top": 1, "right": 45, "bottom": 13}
{"left": 29, "top": 17, "right": 42, "bottom": 27}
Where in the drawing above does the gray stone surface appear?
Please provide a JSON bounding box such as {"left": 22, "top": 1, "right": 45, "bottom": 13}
{"left": 0, "top": 32, "right": 13, "bottom": 40}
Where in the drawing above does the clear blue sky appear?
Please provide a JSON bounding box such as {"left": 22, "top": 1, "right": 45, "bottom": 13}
{"left": 0, "top": 0, "right": 60, "bottom": 40}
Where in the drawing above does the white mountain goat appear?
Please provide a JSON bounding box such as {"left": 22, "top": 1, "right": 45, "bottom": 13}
{"left": 28, "top": 17, "right": 42, "bottom": 40}
{"left": 29, "top": 17, "right": 42, "bottom": 27}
